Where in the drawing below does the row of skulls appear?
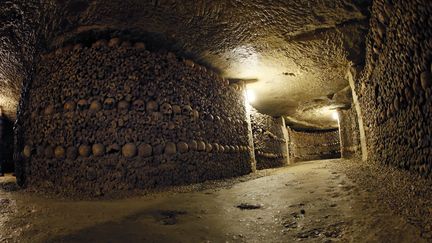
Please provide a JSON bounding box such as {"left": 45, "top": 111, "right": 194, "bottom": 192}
{"left": 255, "top": 151, "right": 287, "bottom": 159}
{"left": 37, "top": 98, "right": 200, "bottom": 118}
{"left": 291, "top": 142, "right": 340, "bottom": 148}
{"left": 22, "top": 141, "right": 250, "bottom": 159}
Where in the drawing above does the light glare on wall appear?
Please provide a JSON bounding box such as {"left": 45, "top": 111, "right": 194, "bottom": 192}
{"left": 332, "top": 111, "right": 339, "bottom": 121}
{"left": 246, "top": 89, "right": 256, "bottom": 104}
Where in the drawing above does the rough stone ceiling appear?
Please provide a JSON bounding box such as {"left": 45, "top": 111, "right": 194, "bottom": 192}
{"left": 0, "top": 0, "right": 370, "bottom": 130}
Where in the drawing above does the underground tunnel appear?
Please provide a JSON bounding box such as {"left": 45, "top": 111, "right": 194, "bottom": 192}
{"left": 0, "top": 0, "right": 431, "bottom": 242}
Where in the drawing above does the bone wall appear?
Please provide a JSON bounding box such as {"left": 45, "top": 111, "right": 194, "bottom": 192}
{"left": 338, "top": 107, "right": 361, "bottom": 158}
{"left": 357, "top": 0, "right": 432, "bottom": 177}
{"left": 17, "top": 38, "right": 253, "bottom": 195}
{"left": 249, "top": 107, "right": 287, "bottom": 170}
{"left": 288, "top": 129, "right": 341, "bottom": 162}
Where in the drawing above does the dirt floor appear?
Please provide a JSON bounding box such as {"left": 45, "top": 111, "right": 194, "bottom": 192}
{"left": 0, "top": 159, "right": 431, "bottom": 243}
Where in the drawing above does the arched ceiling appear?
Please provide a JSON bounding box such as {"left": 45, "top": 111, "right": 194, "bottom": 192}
{"left": 0, "top": 0, "right": 370, "bottom": 129}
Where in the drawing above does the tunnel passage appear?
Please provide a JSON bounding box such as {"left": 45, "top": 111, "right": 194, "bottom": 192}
{"left": 17, "top": 37, "right": 254, "bottom": 195}
{"left": 0, "top": 0, "right": 430, "bottom": 195}
{"left": 288, "top": 128, "right": 341, "bottom": 163}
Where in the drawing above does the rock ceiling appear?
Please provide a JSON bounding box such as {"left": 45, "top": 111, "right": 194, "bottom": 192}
{"left": 0, "top": 0, "right": 370, "bottom": 130}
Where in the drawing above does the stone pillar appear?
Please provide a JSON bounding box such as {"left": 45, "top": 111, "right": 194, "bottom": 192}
{"left": 347, "top": 67, "right": 368, "bottom": 161}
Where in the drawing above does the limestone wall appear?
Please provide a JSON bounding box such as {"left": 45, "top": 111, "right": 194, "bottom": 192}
{"left": 356, "top": 0, "right": 432, "bottom": 177}
{"left": 17, "top": 38, "right": 253, "bottom": 195}
{"left": 288, "top": 129, "right": 341, "bottom": 162}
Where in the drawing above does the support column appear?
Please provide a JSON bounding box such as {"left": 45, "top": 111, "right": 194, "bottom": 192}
{"left": 347, "top": 66, "right": 368, "bottom": 161}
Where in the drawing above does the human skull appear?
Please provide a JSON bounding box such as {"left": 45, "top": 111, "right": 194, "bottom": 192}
{"left": 151, "top": 112, "right": 163, "bottom": 123}
{"left": 197, "top": 141, "right": 206, "bottom": 152}
{"left": 191, "top": 110, "right": 199, "bottom": 120}
{"left": 103, "top": 98, "right": 115, "bottom": 110}
{"left": 181, "top": 105, "right": 193, "bottom": 115}
{"left": 108, "top": 37, "right": 121, "bottom": 47}
{"left": 177, "top": 142, "right": 189, "bottom": 153}
{"left": 92, "top": 144, "right": 105, "bottom": 157}
{"left": 63, "top": 101, "right": 76, "bottom": 111}
{"left": 89, "top": 100, "right": 102, "bottom": 112}
{"left": 44, "top": 104, "right": 54, "bottom": 116}
{"left": 160, "top": 103, "right": 173, "bottom": 115}
{"left": 117, "top": 100, "right": 130, "bottom": 111}
{"left": 54, "top": 146, "right": 65, "bottom": 159}
{"left": 188, "top": 140, "right": 198, "bottom": 151}
{"left": 122, "top": 143, "right": 137, "bottom": 158}
{"left": 205, "top": 143, "right": 213, "bottom": 153}
{"left": 23, "top": 145, "right": 32, "bottom": 158}
{"left": 164, "top": 142, "right": 177, "bottom": 155}
{"left": 132, "top": 99, "right": 145, "bottom": 111}
{"left": 78, "top": 145, "right": 91, "bottom": 157}
{"left": 172, "top": 105, "right": 181, "bottom": 114}
{"left": 184, "top": 59, "right": 195, "bottom": 68}
{"left": 204, "top": 113, "right": 214, "bottom": 121}
{"left": 219, "top": 145, "right": 225, "bottom": 153}
{"left": 146, "top": 100, "right": 159, "bottom": 112}
{"left": 212, "top": 143, "right": 220, "bottom": 153}
{"left": 77, "top": 99, "right": 88, "bottom": 111}
{"left": 138, "top": 144, "right": 152, "bottom": 157}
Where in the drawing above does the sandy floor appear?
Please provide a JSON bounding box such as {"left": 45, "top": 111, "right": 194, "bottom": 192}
{"left": 0, "top": 159, "right": 429, "bottom": 242}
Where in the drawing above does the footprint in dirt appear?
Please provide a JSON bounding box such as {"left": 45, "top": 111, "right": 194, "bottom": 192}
{"left": 153, "top": 210, "right": 187, "bottom": 225}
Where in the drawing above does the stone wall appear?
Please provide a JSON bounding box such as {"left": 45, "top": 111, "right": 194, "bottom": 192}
{"left": 338, "top": 107, "right": 361, "bottom": 158}
{"left": 356, "top": 0, "right": 432, "bottom": 177}
{"left": 250, "top": 107, "right": 287, "bottom": 170}
{"left": 288, "top": 129, "right": 341, "bottom": 162}
{"left": 16, "top": 38, "right": 253, "bottom": 195}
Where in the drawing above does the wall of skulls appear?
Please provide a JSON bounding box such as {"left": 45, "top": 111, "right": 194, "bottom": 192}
{"left": 338, "top": 107, "right": 360, "bottom": 159}
{"left": 288, "top": 129, "right": 341, "bottom": 162}
{"left": 249, "top": 107, "right": 287, "bottom": 170}
{"left": 356, "top": 0, "right": 432, "bottom": 177}
{"left": 18, "top": 38, "right": 253, "bottom": 195}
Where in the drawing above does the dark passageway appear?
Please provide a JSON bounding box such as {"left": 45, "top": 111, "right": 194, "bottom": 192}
{"left": 0, "top": 0, "right": 431, "bottom": 242}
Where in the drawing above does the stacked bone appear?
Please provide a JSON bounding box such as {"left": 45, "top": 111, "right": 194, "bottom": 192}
{"left": 288, "top": 129, "right": 341, "bottom": 162}
{"left": 20, "top": 37, "right": 253, "bottom": 195}
{"left": 249, "top": 107, "right": 287, "bottom": 170}
{"left": 356, "top": 0, "right": 432, "bottom": 177}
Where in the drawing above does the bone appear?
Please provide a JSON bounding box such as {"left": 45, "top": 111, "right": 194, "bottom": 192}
{"left": 164, "top": 142, "right": 177, "bottom": 155}
{"left": 78, "top": 145, "right": 91, "bottom": 157}
{"left": 103, "top": 98, "right": 116, "bottom": 110}
{"left": 177, "top": 142, "right": 189, "bottom": 153}
{"left": 146, "top": 100, "right": 159, "bottom": 112}
{"left": 23, "top": 145, "right": 32, "bottom": 158}
{"left": 92, "top": 143, "right": 105, "bottom": 157}
{"left": 197, "top": 141, "right": 206, "bottom": 152}
{"left": 138, "top": 144, "right": 152, "bottom": 158}
{"left": 188, "top": 140, "right": 198, "bottom": 151}
{"left": 90, "top": 100, "right": 102, "bottom": 112}
{"left": 122, "top": 143, "right": 137, "bottom": 158}
{"left": 54, "top": 146, "right": 65, "bottom": 159}
{"left": 64, "top": 101, "right": 76, "bottom": 111}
